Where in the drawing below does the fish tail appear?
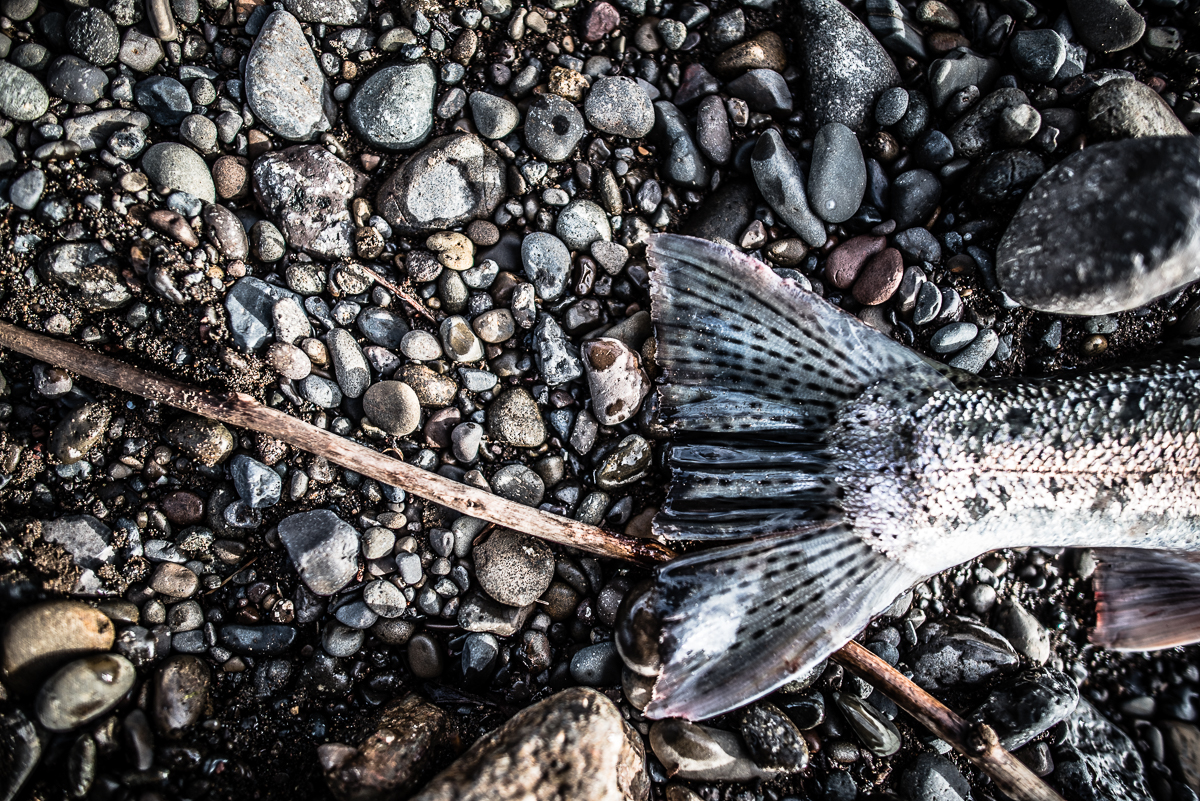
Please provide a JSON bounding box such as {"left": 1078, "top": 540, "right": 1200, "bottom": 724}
{"left": 636, "top": 234, "right": 947, "bottom": 720}
{"left": 1091, "top": 549, "right": 1200, "bottom": 651}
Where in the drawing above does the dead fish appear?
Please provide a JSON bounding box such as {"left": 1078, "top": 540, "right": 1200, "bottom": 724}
{"left": 616, "top": 233, "right": 1200, "bottom": 721}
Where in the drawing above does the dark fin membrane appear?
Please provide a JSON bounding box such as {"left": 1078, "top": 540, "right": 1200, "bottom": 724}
{"left": 1091, "top": 549, "right": 1200, "bottom": 651}
{"left": 645, "top": 524, "right": 922, "bottom": 721}
{"left": 647, "top": 234, "right": 952, "bottom": 541}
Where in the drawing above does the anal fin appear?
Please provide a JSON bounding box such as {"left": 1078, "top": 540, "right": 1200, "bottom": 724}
{"left": 1091, "top": 549, "right": 1200, "bottom": 651}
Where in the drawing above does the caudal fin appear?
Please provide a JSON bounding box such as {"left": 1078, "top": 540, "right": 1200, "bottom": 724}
{"left": 638, "top": 235, "right": 945, "bottom": 719}
{"left": 1091, "top": 549, "right": 1200, "bottom": 651}
{"left": 646, "top": 524, "right": 922, "bottom": 720}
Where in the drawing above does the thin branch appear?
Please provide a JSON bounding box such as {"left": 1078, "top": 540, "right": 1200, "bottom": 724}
{"left": 0, "top": 321, "right": 673, "bottom": 566}
{"left": 357, "top": 264, "right": 438, "bottom": 323}
{"left": 0, "top": 322, "right": 1066, "bottom": 801}
{"left": 834, "top": 642, "right": 1066, "bottom": 801}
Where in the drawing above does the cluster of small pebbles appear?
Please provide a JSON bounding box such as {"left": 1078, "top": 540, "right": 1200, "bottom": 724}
{"left": 0, "top": 0, "right": 1199, "bottom": 793}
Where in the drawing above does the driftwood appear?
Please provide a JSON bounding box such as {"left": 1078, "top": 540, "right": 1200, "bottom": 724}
{"left": 0, "top": 320, "right": 1065, "bottom": 801}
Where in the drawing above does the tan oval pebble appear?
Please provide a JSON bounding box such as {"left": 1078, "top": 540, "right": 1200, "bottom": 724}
{"left": 426, "top": 231, "right": 475, "bottom": 271}
{"left": 2, "top": 601, "right": 115, "bottom": 692}
{"left": 396, "top": 364, "right": 459, "bottom": 406}
{"left": 472, "top": 308, "right": 516, "bottom": 343}
{"left": 825, "top": 235, "right": 887, "bottom": 289}
{"left": 148, "top": 209, "right": 200, "bottom": 248}
{"left": 852, "top": 247, "right": 905, "bottom": 305}
{"left": 211, "top": 155, "right": 250, "bottom": 200}
{"left": 36, "top": 654, "right": 136, "bottom": 732}
{"left": 149, "top": 562, "right": 199, "bottom": 598}
{"left": 266, "top": 342, "right": 313, "bottom": 380}
{"left": 362, "top": 381, "right": 422, "bottom": 436}
{"left": 713, "top": 31, "right": 787, "bottom": 77}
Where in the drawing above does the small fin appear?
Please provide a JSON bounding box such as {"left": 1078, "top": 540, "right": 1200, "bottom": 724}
{"left": 645, "top": 524, "right": 922, "bottom": 721}
{"left": 1091, "top": 549, "right": 1200, "bottom": 651}
{"left": 647, "top": 234, "right": 951, "bottom": 434}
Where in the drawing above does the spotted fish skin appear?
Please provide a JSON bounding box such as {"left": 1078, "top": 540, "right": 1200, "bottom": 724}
{"left": 620, "top": 234, "right": 1200, "bottom": 722}
{"left": 830, "top": 359, "right": 1200, "bottom": 576}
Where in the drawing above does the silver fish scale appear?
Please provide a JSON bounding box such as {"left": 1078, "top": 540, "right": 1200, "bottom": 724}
{"left": 830, "top": 357, "right": 1200, "bottom": 576}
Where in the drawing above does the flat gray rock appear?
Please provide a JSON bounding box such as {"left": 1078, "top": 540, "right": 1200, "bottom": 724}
{"left": 808, "top": 122, "right": 865, "bottom": 224}
{"left": 996, "top": 136, "right": 1200, "bottom": 315}
{"left": 751, "top": 128, "right": 826, "bottom": 247}
{"left": 278, "top": 510, "right": 359, "bottom": 595}
{"left": 245, "top": 10, "right": 336, "bottom": 141}
{"left": 376, "top": 133, "right": 506, "bottom": 234}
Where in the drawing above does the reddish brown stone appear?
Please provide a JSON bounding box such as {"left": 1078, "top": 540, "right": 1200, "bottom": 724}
{"left": 825, "top": 235, "right": 887, "bottom": 289}
{"left": 927, "top": 31, "right": 971, "bottom": 54}
{"left": 424, "top": 407, "right": 462, "bottom": 449}
{"left": 161, "top": 491, "right": 204, "bottom": 525}
{"left": 583, "top": 1, "right": 621, "bottom": 42}
{"left": 852, "top": 247, "right": 904, "bottom": 305}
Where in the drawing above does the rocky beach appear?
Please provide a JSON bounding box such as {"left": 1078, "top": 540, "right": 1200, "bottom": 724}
{"left": 1, "top": 0, "right": 1199, "bottom": 796}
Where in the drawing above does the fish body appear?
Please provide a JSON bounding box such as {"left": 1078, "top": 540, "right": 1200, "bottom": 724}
{"left": 619, "top": 234, "right": 1200, "bottom": 722}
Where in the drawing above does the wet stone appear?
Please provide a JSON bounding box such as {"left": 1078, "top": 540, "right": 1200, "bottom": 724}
{"left": 0, "top": 62, "right": 49, "bottom": 121}
{"left": 218, "top": 624, "right": 298, "bottom": 655}
{"left": 1054, "top": 699, "right": 1151, "bottom": 801}
{"left": 152, "top": 655, "right": 209, "bottom": 738}
{"left": 995, "top": 598, "right": 1051, "bottom": 663}
{"left": 440, "top": 316, "right": 484, "bottom": 362}
{"left": 1066, "top": 0, "right": 1145, "bottom": 52}
{"left": 583, "top": 338, "right": 651, "bottom": 425}
{"left": 474, "top": 528, "right": 555, "bottom": 606}
{"left": 739, "top": 703, "right": 809, "bottom": 771}
{"left": 278, "top": 510, "right": 360, "bottom": 595}
{"left": 834, "top": 692, "right": 901, "bottom": 756}
{"left": 328, "top": 328, "right": 371, "bottom": 398}
{"left": 650, "top": 719, "right": 776, "bottom": 781}
{"left": 570, "top": 641, "right": 623, "bottom": 686}
{"left": 491, "top": 464, "right": 545, "bottom": 506}
{"left": 230, "top": 454, "right": 282, "bottom": 509}
{"left": 900, "top": 753, "right": 971, "bottom": 801}
{"left": 752, "top": 129, "right": 825, "bottom": 247}
{"left": 971, "top": 667, "right": 1079, "bottom": 750}
{"left": 457, "top": 591, "right": 534, "bottom": 637}
{"left": 1010, "top": 29, "right": 1066, "bottom": 83}
{"left": 585, "top": 76, "right": 655, "bottom": 138}
{"left": 596, "top": 434, "right": 652, "bottom": 489}
{"left": 557, "top": 200, "right": 612, "bottom": 252}
{"left": 809, "top": 122, "right": 865, "bottom": 224}
{"left": 996, "top": 137, "right": 1200, "bottom": 315}
{"left": 909, "top": 618, "right": 1019, "bottom": 690}
{"left": 653, "top": 101, "right": 709, "bottom": 189}
{"left": 37, "top": 654, "right": 136, "bottom": 731}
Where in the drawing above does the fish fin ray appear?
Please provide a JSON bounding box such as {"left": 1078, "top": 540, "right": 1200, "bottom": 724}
{"left": 1091, "top": 548, "right": 1200, "bottom": 651}
{"left": 645, "top": 525, "right": 922, "bottom": 720}
{"left": 647, "top": 233, "right": 951, "bottom": 433}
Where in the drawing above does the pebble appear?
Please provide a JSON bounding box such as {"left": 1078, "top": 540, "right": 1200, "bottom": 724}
{"left": 653, "top": 101, "right": 710, "bottom": 189}
{"left": 583, "top": 338, "right": 651, "bottom": 425}
{"left": 522, "top": 232, "right": 572, "bottom": 300}
{"left": 473, "top": 309, "right": 515, "bottom": 343}
{"left": 150, "top": 562, "right": 199, "bottom": 597}
{"left": 713, "top": 30, "right": 787, "bottom": 77}
{"left": 47, "top": 55, "right": 108, "bottom": 104}
{"left": 525, "top": 93, "right": 586, "bottom": 162}
{"left": 362, "top": 381, "right": 421, "bottom": 436}
{"left": 650, "top": 719, "right": 776, "bottom": 781}
{"left": 348, "top": 62, "right": 436, "bottom": 150}
{"left": 245, "top": 11, "right": 335, "bottom": 141}
{"left": 876, "top": 86, "right": 909, "bottom": 126}
{"left": 853, "top": 247, "right": 904, "bottom": 305}
{"left": 474, "top": 528, "right": 554, "bottom": 606}
{"left": 909, "top": 618, "right": 1019, "bottom": 690}
{"left": 410, "top": 688, "right": 646, "bottom": 801}
{"left": 407, "top": 632, "right": 444, "bottom": 678}
{"left": 596, "top": 434, "right": 652, "bottom": 489}
{"left": 1009, "top": 29, "right": 1066, "bottom": 83}
{"left": 900, "top": 754, "right": 972, "bottom": 801}
{"left": 487, "top": 388, "right": 546, "bottom": 448}
{"left": 167, "top": 416, "right": 235, "bottom": 465}
{"left": 253, "top": 145, "right": 367, "bottom": 259}
{"left": 491, "top": 464, "right": 545, "bottom": 506}
{"left": 135, "top": 75, "right": 192, "bottom": 126}
{"left": 809, "top": 123, "right": 866, "bottom": 224}
{"left": 949, "top": 87, "right": 1030, "bottom": 158}
{"left": 752, "top": 129, "right": 826, "bottom": 247}
{"left": 440, "top": 315, "right": 484, "bottom": 362}
{"left": 398, "top": 364, "right": 458, "bottom": 406}
{"left": 66, "top": 8, "right": 120, "bottom": 65}
{"left": 1088, "top": 78, "right": 1187, "bottom": 139}
{"left": 50, "top": 402, "right": 110, "bottom": 465}
{"left": 570, "top": 641, "right": 623, "bottom": 686}
{"left": 284, "top": 0, "right": 366, "bottom": 25}
{"left": 152, "top": 655, "right": 210, "bottom": 738}
{"left": 890, "top": 169, "right": 940, "bottom": 229}
{"left": 1054, "top": 699, "right": 1151, "bottom": 800}
{"left": 376, "top": 133, "right": 506, "bottom": 233}
{"left": 278, "top": 510, "right": 359, "bottom": 595}
{"left": 835, "top": 692, "right": 901, "bottom": 756}
{"left": 469, "top": 91, "right": 521, "bottom": 139}
{"left": 37, "top": 654, "right": 136, "bottom": 731}
{"left": 827, "top": 235, "right": 886, "bottom": 289}
{"left": 230, "top": 454, "right": 282, "bottom": 508}
{"left": 971, "top": 667, "right": 1079, "bottom": 750}
{"left": 930, "top": 322, "right": 978, "bottom": 353}
{"left": 218, "top": 624, "right": 297, "bottom": 655}
{"left": 997, "top": 136, "right": 1200, "bottom": 314}
{"left": 0, "top": 62, "right": 49, "bottom": 121}
{"left": 1066, "top": 0, "right": 1145, "bottom": 52}
{"left": 995, "top": 598, "right": 1051, "bottom": 663}
{"left": 695, "top": 95, "right": 732, "bottom": 165}
{"left": 533, "top": 315, "right": 584, "bottom": 385}
{"left": 793, "top": 0, "right": 900, "bottom": 131}
{"left": 584, "top": 76, "right": 655, "bottom": 138}
{"left": 726, "top": 69, "right": 794, "bottom": 114}
{"left": 2, "top": 601, "right": 114, "bottom": 692}
{"left": 203, "top": 203, "right": 249, "bottom": 260}
{"left": 739, "top": 703, "right": 809, "bottom": 770}
{"left": 141, "top": 142, "right": 215, "bottom": 203}
{"left": 41, "top": 515, "right": 115, "bottom": 594}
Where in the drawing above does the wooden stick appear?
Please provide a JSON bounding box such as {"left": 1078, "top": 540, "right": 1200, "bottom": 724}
{"left": 0, "top": 322, "right": 1064, "bottom": 801}
{"left": 0, "top": 321, "right": 674, "bottom": 566}
{"left": 834, "top": 642, "right": 1065, "bottom": 801}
